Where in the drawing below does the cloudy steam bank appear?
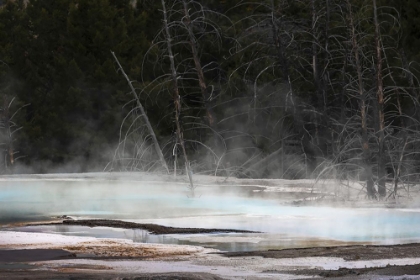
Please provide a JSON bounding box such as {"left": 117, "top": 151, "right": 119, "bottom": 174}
{"left": 1, "top": 172, "right": 420, "bottom": 279}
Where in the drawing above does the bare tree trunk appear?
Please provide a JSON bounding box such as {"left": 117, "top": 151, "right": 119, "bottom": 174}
{"left": 373, "top": 0, "right": 386, "bottom": 198}
{"left": 161, "top": 0, "right": 194, "bottom": 194}
{"left": 393, "top": 141, "right": 407, "bottom": 197}
{"left": 182, "top": 0, "right": 216, "bottom": 128}
{"left": 270, "top": 0, "right": 292, "bottom": 178}
{"left": 394, "top": 93, "right": 407, "bottom": 198}
{"left": 111, "top": 51, "right": 169, "bottom": 174}
{"left": 270, "top": 0, "right": 289, "bottom": 83}
{"left": 347, "top": 0, "right": 376, "bottom": 198}
{"left": 400, "top": 49, "right": 416, "bottom": 97}
{"left": 311, "top": 0, "right": 321, "bottom": 148}
{"left": 2, "top": 97, "right": 13, "bottom": 171}
{"left": 392, "top": 49, "right": 416, "bottom": 197}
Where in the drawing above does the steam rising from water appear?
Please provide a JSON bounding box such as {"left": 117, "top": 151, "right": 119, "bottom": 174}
{"left": 1, "top": 172, "right": 420, "bottom": 246}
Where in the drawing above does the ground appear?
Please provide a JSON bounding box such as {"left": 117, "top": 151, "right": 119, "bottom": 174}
{"left": 2, "top": 220, "right": 420, "bottom": 279}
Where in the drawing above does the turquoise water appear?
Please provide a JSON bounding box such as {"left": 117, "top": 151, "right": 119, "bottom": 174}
{"left": 4, "top": 224, "right": 359, "bottom": 251}
{"left": 126, "top": 208, "right": 420, "bottom": 243}
{"left": 1, "top": 178, "right": 420, "bottom": 249}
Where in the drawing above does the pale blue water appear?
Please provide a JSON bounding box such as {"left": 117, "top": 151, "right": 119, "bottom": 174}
{"left": 1, "top": 178, "right": 420, "bottom": 250}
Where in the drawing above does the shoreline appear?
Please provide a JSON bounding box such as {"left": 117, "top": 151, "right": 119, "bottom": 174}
{"left": 2, "top": 224, "right": 420, "bottom": 279}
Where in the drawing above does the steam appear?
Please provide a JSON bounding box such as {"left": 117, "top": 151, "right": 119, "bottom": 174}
{"left": 1, "top": 172, "right": 420, "bottom": 247}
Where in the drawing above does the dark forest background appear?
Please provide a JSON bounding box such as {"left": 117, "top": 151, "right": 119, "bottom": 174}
{"left": 1, "top": 0, "right": 420, "bottom": 198}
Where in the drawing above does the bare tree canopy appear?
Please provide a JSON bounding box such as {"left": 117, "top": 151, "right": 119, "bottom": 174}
{"left": 2, "top": 0, "right": 420, "bottom": 200}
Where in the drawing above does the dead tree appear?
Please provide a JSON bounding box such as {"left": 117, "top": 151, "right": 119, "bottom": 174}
{"left": 346, "top": 0, "right": 376, "bottom": 198}
{"left": 111, "top": 51, "right": 170, "bottom": 174}
{"left": 373, "top": 0, "right": 386, "bottom": 197}
{"left": 1, "top": 97, "right": 13, "bottom": 170}
{"left": 181, "top": 0, "right": 216, "bottom": 128}
{"left": 161, "top": 0, "right": 195, "bottom": 193}
{"left": 223, "top": 0, "right": 303, "bottom": 178}
{"left": 392, "top": 49, "right": 419, "bottom": 198}
{"left": 0, "top": 96, "right": 27, "bottom": 173}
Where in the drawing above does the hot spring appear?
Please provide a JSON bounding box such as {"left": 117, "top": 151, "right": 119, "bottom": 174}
{"left": 1, "top": 172, "right": 420, "bottom": 251}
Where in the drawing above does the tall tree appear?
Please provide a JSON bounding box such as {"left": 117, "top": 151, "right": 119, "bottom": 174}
{"left": 345, "top": 0, "right": 376, "bottom": 198}
{"left": 161, "top": 0, "right": 195, "bottom": 192}
{"left": 372, "top": 0, "right": 386, "bottom": 197}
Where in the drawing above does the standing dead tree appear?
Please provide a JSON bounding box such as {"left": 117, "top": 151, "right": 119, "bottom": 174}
{"left": 331, "top": 0, "right": 420, "bottom": 200}
{"left": 181, "top": 0, "right": 217, "bottom": 128}
{"left": 388, "top": 49, "right": 420, "bottom": 199}
{"left": 161, "top": 0, "right": 195, "bottom": 193}
{"left": 110, "top": 51, "right": 170, "bottom": 174}
{"left": 378, "top": 12, "right": 420, "bottom": 200}
{"left": 226, "top": 0, "right": 342, "bottom": 178}
{"left": 345, "top": 0, "right": 376, "bottom": 198}
{"left": 136, "top": 0, "right": 232, "bottom": 181}
{"left": 0, "top": 96, "right": 28, "bottom": 173}
{"left": 372, "top": 0, "right": 386, "bottom": 197}
{"left": 221, "top": 1, "right": 302, "bottom": 178}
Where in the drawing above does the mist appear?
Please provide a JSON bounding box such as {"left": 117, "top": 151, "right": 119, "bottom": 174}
{"left": 1, "top": 172, "right": 420, "bottom": 249}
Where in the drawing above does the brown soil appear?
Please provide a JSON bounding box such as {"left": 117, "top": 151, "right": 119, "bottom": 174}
{"left": 60, "top": 239, "right": 200, "bottom": 259}
{"left": 38, "top": 219, "right": 258, "bottom": 234}
{"left": 220, "top": 243, "right": 420, "bottom": 278}
{"left": 220, "top": 242, "right": 420, "bottom": 260}
{"left": 3, "top": 241, "right": 420, "bottom": 279}
{"left": 6, "top": 219, "right": 420, "bottom": 279}
{"left": 279, "top": 263, "right": 420, "bottom": 279}
{"left": 0, "top": 271, "right": 226, "bottom": 280}
{"left": 0, "top": 249, "right": 76, "bottom": 262}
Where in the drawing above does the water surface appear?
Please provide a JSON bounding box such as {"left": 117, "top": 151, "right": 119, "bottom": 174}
{"left": 1, "top": 176, "right": 420, "bottom": 251}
